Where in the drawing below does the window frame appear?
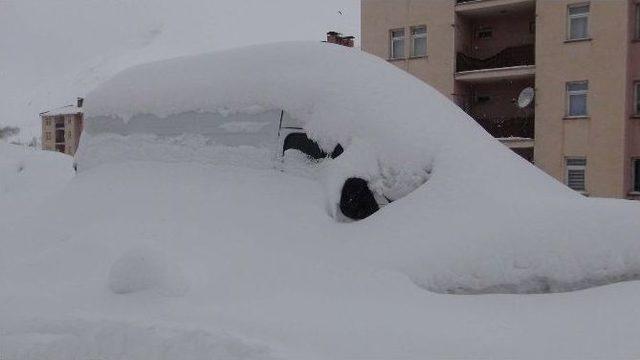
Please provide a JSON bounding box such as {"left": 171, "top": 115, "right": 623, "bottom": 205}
{"left": 636, "top": 4, "right": 640, "bottom": 40}
{"left": 567, "top": 3, "right": 590, "bottom": 41}
{"left": 389, "top": 28, "right": 406, "bottom": 60}
{"left": 410, "top": 25, "right": 427, "bottom": 57}
{"left": 634, "top": 81, "right": 640, "bottom": 116}
{"left": 632, "top": 158, "right": 640, "bottom": 193}
{"left": 565, "top": 157, "right": 587, "bottom": 193}
{"left": 566, "top": 80, "right": 589, "bottom": 117}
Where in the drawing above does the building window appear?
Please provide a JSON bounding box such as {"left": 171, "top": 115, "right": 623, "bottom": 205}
{"left": 636, "top": 4, "right": 640, "bottom": 40}
{"left": 566, "top": 157, "right": 587, "bottom": 192}
{"left": 55, "top": 129, "right": 65, "bottom": 144}
{"left": 567, "top": 4, "right": 590, "bottom": 40}
{"left": 475, "top": 27, "right": 493, "bottom": 39}
{"left": 45, "top": 119, "right": 51, "bottom": 127}
{"left": 410, "top": 26, "right": 427, "bottom": 57}
{"left": 45, "top": 132, "right": 51, "bottom": 140}
{"left": 390, "top": 29, "right": 405, "bottom": 59}
{"left": 633, "top": 158, "right": 640, "bottom": 193}
{"left": 635, "top": 82, "right": 640, "bottom": 115}
{"left": 529, "top": 21, "right": 536, "bottom": 34}
{"left": 566, "top": 81, "right": 588, "bottom": 117}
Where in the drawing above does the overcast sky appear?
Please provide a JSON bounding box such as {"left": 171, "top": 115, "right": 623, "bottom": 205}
{"left": 0, "top": 0, "right": 360, "bottom": 138}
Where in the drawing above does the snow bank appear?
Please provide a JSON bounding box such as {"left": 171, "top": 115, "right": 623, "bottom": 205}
{"left": 0, "top": 143, "right": 74, "bottom": 223}
{"left": 1, "top": 318, "right": 274, "bottom": 360}
{"left": 3, "top": 161, "right": 640, "bottom": 359}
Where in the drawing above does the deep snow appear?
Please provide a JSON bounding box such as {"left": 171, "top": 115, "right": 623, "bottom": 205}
{"left": 2, "top": 43, "right": 640, "bottom": 359}
{"left": 3, "top": 159, "right": 640, "bottom": 359}
{"left": 0, "top": 143, "right": 74, "bottom": 224}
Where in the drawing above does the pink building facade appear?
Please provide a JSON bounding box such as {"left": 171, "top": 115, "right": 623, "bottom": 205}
{"left": 362, "top": 0, "right": 640, "bottom": 199}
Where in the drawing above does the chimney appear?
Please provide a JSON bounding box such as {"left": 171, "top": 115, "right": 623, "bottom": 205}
{"left": 326, "top": 31, "right": 355, "bottom": 48}
{"left": 77, "top": 97, "right": 84, "bottom": 108}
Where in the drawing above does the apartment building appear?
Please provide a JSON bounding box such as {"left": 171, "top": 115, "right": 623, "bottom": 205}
{"left": 362, "top": 0, "right": 640, "bottom": 199}
{"left": 40, "top": 98, "right": 84, "bottom": 156}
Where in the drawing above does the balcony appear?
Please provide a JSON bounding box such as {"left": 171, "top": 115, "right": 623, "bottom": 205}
{"left": 457, "top": 44, "right": 534, "bottom": 72}
{"left": 455, "top": 45, "right": 535, "bottom": 82}
{"left": 475, "top": 116, "right": 534, "bottom": 140}
{"left": 455, "top": 0, "right": 535, "bottom": 16}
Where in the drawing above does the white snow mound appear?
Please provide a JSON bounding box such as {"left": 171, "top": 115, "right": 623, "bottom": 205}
{"left": 75, "top": 42, "right": 640, "bottom": 294}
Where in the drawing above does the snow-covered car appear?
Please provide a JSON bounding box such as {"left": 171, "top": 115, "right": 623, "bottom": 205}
{"left": 3, "top": 42, "right": 640, "bottom": 359}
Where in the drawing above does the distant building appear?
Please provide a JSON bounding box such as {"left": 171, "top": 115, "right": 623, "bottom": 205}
{"left": 361, "top": 0, "right": 640, "bottom": 200}
{"left": 326, "top": 31, "right": 355, "bottom": 47}
{"left": 40, "top": 98, "right": 84, "bottom": 156}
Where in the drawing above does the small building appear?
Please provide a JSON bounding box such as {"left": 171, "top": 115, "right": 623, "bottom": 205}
{"left": 325, "top": 31, "right": 355, "bottom": 47}
{"left": 40, "top": 98, "right": 84, "bottom": 156}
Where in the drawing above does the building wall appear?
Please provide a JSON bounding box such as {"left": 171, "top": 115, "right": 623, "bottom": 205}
{"left": 535, "top": 0, "right": 630, "bottom": 198}
{"left": 361, "top": 0, "right": 456, "bottom": 99}
{"left": 362, "top": 0, "right": 635, "bottom": 199}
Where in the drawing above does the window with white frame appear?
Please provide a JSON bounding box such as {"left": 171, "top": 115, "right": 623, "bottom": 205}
{"left": 390, "top": 29, "right": 405, "bottom": 59}
{"left": 566, "top": 157, "right": 587, "bottom": 192}
{"left": 567, "top": 4, "right": 590, "bottom": 40}
{"left": 410, "top": 26, "right": 427, "bottom": 57}
{"left": 633, "top": 158, "right": 640, "bottom": 193}
{"left": 635, "top": 82, "right": 640, "bottom": 115}
{"left": 566, "top": 81, "right": 588, "bottom": 117}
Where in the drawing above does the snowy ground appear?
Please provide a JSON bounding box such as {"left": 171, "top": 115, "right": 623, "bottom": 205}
{"left": 2, "top": 153, "right": 640, "bottom": 359}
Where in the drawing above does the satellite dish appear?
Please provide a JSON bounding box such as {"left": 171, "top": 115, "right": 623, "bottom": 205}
{"left": 517, "top": 87, "right": 535, "bottom": 108}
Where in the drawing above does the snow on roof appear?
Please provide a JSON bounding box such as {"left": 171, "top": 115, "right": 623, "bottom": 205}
{"left": 40, "top": 104, "right": 83, "bottom": 117}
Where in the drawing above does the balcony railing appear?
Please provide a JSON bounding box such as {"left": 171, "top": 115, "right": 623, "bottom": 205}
{"left": 475, "top": 116, "right": 534, "bottom": 139}
{"left": 456, "top": 44, "right": 534, "bottom": 72}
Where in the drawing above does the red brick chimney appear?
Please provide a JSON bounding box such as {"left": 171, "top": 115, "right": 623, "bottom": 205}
{"left": 326, "top": 31, "right": 355, "bottom": 48}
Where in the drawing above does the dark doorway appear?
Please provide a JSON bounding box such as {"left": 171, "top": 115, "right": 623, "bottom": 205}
{"left": 340, "top": 178, "right": 380, "bottom": 220}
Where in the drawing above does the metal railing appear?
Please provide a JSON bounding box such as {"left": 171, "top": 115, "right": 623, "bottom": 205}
{"left": 456, "top": 44, "right": 535, "bottom": 72}
{"left": 474, "top": 116, "right": 534, "bottom": 139}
